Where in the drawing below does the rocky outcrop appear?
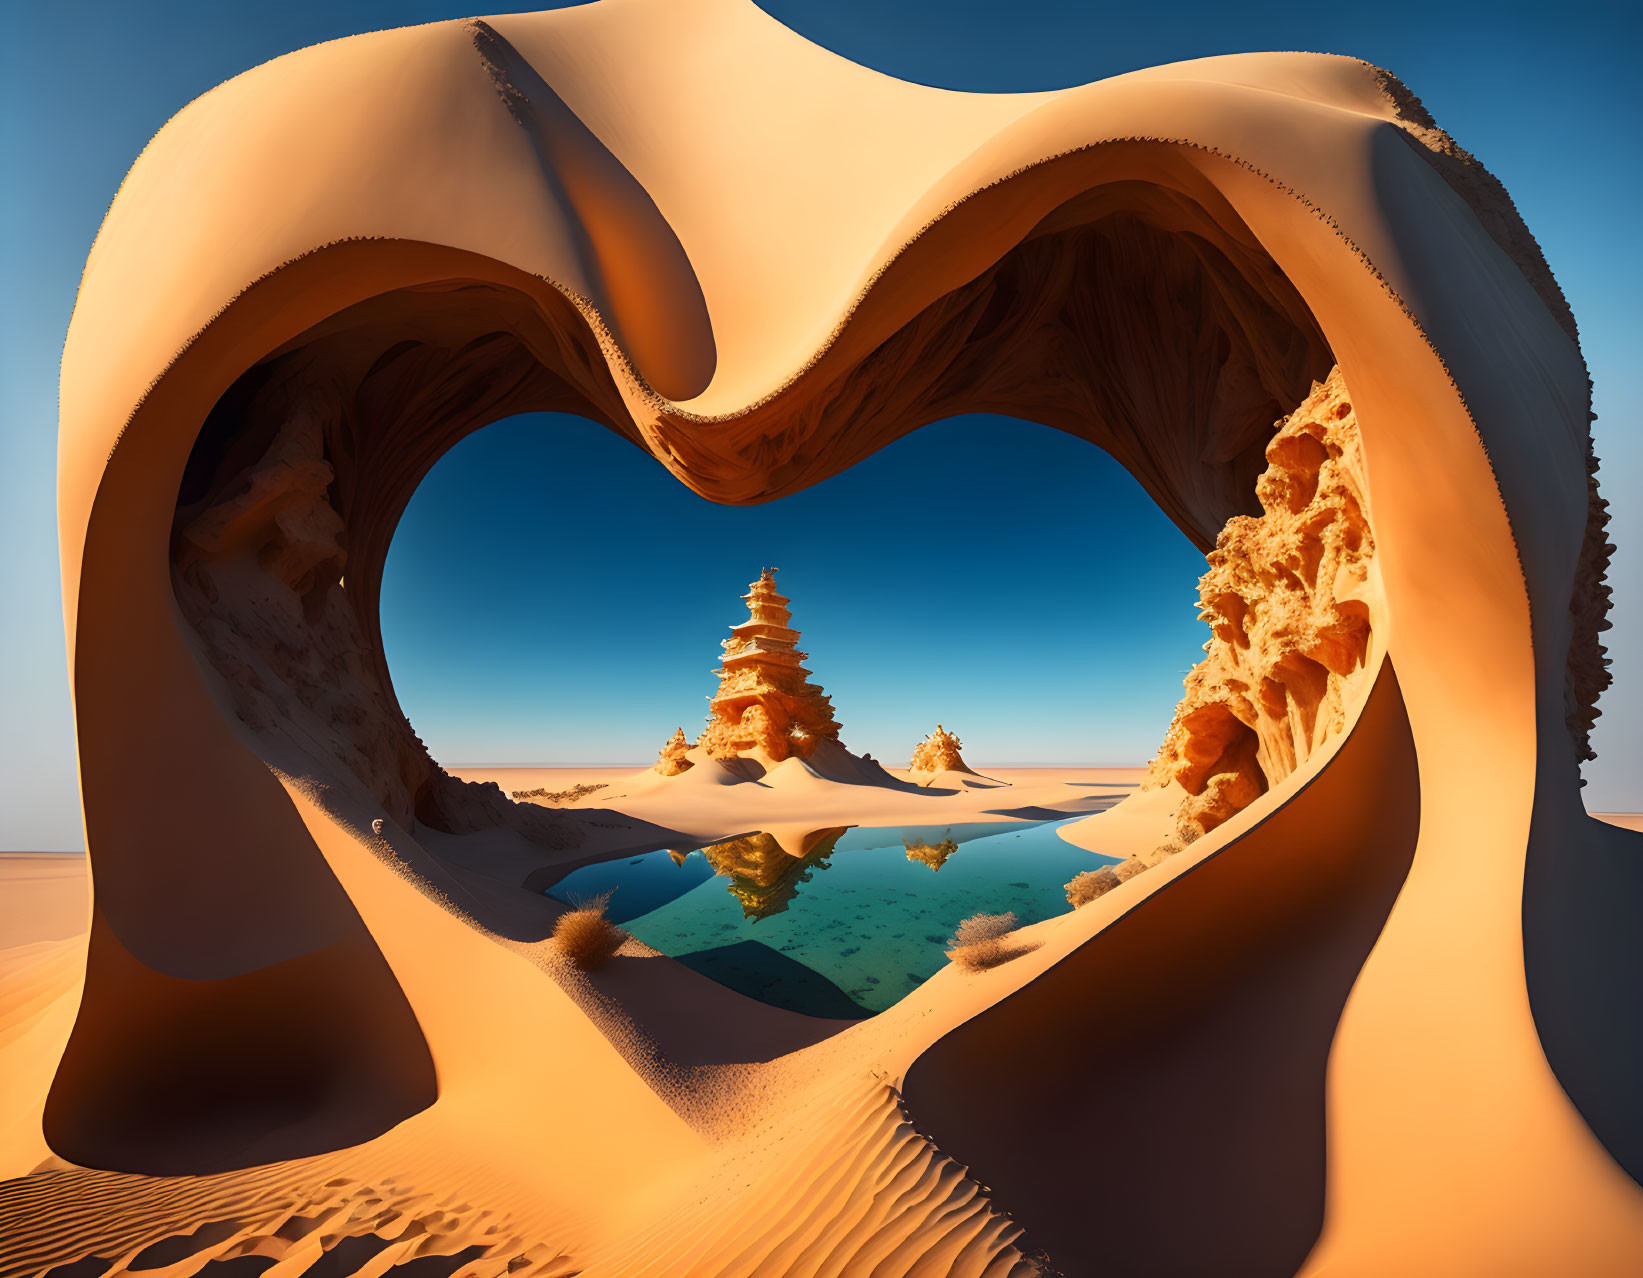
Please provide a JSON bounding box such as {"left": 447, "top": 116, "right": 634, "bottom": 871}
{"left": 173, "top": 409, "right": 434, "bottom": 828}
{"left": 909, "top": 726, "right": 970, "bottom": 776}
{"left": 176, "top": 409, "right": 347, "bottom": 598}
{"left": 653, "top": 728, "right": 694, "bottom": 776}
{"left": 1147, "top": 366, "right": 1376, "bottom": 841}
{"left": 170, "top": 396, "right": 577, "bottom": 848}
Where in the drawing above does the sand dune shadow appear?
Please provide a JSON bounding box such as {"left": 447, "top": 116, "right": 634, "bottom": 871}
{"left": 903, "top": 662, "right": 1421, "bottom": 1276}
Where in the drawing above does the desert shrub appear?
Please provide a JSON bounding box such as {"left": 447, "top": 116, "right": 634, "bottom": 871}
{"left": 552, "top": 891, "right": 627, "bottom": 970}
{"left": 947, "top": 911, "right": 1030, "bottom": 972}
{"left": 513, "top": 782, "right": 608, "bottom": 803}
{"left": 1066, "top": 866, "right": 1122, "bottom": 908}
{"left": 949, "top": 911, "right": 1018, "bottom": 948}
{"left": 1113, "top": 857, "right": 1148, "bottom": 883}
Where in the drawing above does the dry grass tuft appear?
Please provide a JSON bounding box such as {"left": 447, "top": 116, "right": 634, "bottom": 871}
{"left": 1067, "top": 855, "right": 1155, "bottom": 908}
{"left": 950, "top": 911, "right": 1018, "bottom": 948}
{"left": 1066, "top": 867, "right": 1122, "bottom": 908}
{"left": 947, "top": 911, "right": 1033, "bottom": 972}
{"left": 552, "top": 890, "right": 627, "bottom": 970}
{"left": 513, "top": 782, "right": 608, "bottom": 803}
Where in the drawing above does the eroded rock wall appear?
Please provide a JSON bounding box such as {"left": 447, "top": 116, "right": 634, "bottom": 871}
{"left": 170, "top": 362, "right": 580, "bottom": 850}
{"left": 174, "top": 410, "right": 438, "bottom": 827}
{"left": 1147, "top": 366, "right": 1376, "bottom": 841}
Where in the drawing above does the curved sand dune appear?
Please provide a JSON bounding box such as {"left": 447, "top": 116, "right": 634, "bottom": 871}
{"left": 9, "top": 0, "right": 1639, "bottom": 1273}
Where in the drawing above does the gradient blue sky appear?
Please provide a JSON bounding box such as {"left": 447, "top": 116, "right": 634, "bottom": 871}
{"left": 382, "top": 413, "right": 1207, "bottom": 766}
{"left": 2, "top": 1, "right": 1638, "bottom": 849}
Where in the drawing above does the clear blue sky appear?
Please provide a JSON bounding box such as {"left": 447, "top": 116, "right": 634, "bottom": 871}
{"left": 2, "top": 1, "right": 1637, "bottom": 849}
{"left": 381, "top": 412, "right": 1207, "bottom": 766}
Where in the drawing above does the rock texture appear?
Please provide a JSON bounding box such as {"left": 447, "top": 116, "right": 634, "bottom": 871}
{"left": 170, "top": 396, "right": 577, "bottom": 850}
{"left": 653, "top": 728, "right": 694, "bottom": 776}
{"left": 698, "top": 570, "right": 841, "bottom": 763}
{"left": 909, "top": 726, "right": 970, "bottom": 776}
{"left": 1147, "top": 366, "right": 1376, "bottom": 841}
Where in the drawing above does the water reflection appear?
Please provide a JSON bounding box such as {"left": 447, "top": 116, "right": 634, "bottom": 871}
{"left": 904, "top": 832, "right": 960, "bottom": 872}
{"left": 547, "top": 818, "right": 1118, "bottom": 1013}
{"left": 696, "top": 827, "right": 849, "bottom": 919}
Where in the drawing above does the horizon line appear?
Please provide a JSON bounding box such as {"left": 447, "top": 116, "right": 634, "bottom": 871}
{"left": 444, "top": 760, "right": 1151, "bottom": 769}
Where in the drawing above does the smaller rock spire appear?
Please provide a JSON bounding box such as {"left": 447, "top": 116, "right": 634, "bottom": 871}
{"left": 909, "top": 724, "right": 969, "bottom": 775}
{"left": 654, "top": 726, "right": 693, "bottom": 775}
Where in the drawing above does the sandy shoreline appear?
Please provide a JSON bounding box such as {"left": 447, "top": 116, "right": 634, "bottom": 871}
{"left": 450, "top": 764, "right": 1147, "bottom": 786}
{"left": 448, "top": 762, "right": 1149, "bottom": 855}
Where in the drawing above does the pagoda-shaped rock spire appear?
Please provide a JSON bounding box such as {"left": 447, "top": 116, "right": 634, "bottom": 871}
{"left": 698, "top": 568, "right": 841, "bottom": 762}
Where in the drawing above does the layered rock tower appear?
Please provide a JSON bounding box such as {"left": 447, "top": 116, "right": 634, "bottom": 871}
{"left": 698, "top": 569, "right": 841, "bottom": 762}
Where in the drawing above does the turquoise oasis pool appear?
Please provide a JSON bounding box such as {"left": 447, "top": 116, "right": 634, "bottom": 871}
{"left": 547, "top": 819, "right": 1117, "bottom": 1017}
